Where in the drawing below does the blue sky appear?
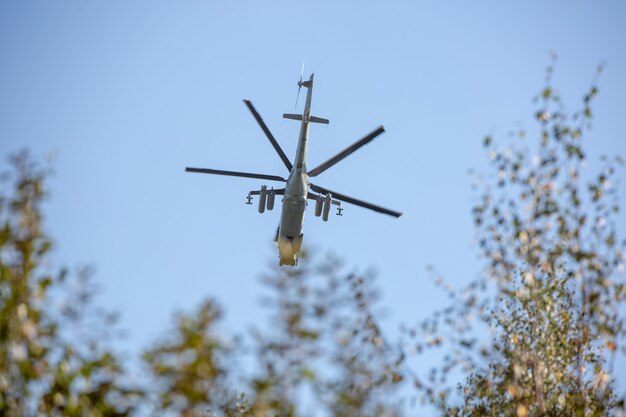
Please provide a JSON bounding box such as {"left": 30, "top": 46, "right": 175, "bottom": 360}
{"left": 2, "top": 0, "right": 626, "bottom": 408}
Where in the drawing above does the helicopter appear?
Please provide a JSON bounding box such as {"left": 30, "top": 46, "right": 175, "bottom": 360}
{"left": 186, "top": 71, "right": 402, "bottom": 266}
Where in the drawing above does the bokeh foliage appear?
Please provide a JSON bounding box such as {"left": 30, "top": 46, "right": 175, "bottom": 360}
{"left": 404, "top": 58, "right": 626, "bottom": 416}
{"left": 141, "top": 254, "right": 403, "bottom": 417}
{"left": 143, "top": 299, "right": 231, "bottom": 416}
{"left": 0, "top": 151, "right": 142, "bottom": 416}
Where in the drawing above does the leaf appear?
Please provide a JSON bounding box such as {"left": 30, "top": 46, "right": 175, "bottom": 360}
{"left": 536, "top": 111, "right": 549, "bottom": 123}
{"left": 299, "top": 367, "right": 316, "bottom": 381}
{"left": 38, "top": 276, "right": 53, "bottom": 292}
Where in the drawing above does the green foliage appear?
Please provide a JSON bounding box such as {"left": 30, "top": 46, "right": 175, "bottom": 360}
{"left": 143, "top": 299, "right": 231, "bottom": 416}
{"left": 0, "top": 150, "right": 142, "bottom": 417}
{"left": 142, "top": 253, "right": 403, "bottom": 417}
{"left": 247, "top": 254, "right": 403, "bottom": 417}
{"left": 405, "top": 58, "right": 626, "bottom": 416}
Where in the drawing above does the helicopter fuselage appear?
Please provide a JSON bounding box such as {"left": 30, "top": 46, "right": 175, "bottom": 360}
{"left": 185, "top": 71, "right": 402, "bottom": 267}
{"left": 276, "top": 77, "right": 314, "bottom": 265}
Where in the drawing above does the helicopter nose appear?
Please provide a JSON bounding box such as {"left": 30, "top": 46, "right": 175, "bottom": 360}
{"left": 277, "top": 237, "right": 295, "bottom": 266}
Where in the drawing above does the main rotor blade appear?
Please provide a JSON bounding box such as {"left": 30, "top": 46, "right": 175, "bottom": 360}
{"left": 307, "top": 125, "right": 385, "bottom": 177}
{"left": 309, "top": 183, "right": 402, "bottom": 218}
{"left": 185, "top": 167, "right": 286, "bottom": 182}
{"left": 243, "top": 100, "right": 293, "bottom": 171}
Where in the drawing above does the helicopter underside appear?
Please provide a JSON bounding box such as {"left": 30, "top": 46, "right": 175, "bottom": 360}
{"left": 184, "top": 73, "right": 402, "bottom": 268}
{"left": 277, "top": 234, "right": 303, "bottom": 266}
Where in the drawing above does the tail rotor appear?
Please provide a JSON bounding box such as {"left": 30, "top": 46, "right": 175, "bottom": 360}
{"left": 295, "top": 61, "right": 305, "bottom": 109}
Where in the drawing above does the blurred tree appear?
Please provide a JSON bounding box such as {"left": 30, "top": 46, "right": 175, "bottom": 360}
{"left": 248, "top": 254, "right": 403, "bottom": 417}
{"left": 143, "top": 253, "right": 404, "bottom": 417}
{"left": 142, "top": 299, "right": 233, "bottom": 417}
{"left": 405, "top": 58, "right": 626, "bottom": 416}
{"left": 0, "top": 151, "right": 142, "bottom": 417}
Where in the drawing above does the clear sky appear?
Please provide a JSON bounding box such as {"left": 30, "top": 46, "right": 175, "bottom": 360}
{"left": 2, "top": 0, "right": 626, "bottom": 409}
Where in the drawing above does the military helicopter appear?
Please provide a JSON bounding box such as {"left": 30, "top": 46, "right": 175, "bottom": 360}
{"left": 186, "top": 71, "right": 402, "bottom": 266}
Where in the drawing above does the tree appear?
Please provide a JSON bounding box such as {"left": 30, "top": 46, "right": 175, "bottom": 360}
{"left": 248, "top": 254, "right": 403, "bottom": 417}
{"left": 143, "top": 299, "right": 233, "bottom": 417}
{"left": 143, "top": 252, "right": 404, "bottom": 417}
{"left": 0, "top": 151, "right": 142, "bottom": 417}
{"left": 405, "top": 58, "right": 626, "bottom": 416}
